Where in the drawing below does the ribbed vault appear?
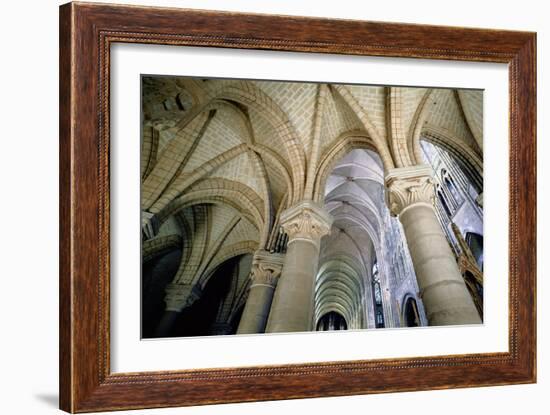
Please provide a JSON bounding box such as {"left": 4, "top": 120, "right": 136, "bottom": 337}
{"left": 140, "top": 76, "right": 484, "bottom": 337}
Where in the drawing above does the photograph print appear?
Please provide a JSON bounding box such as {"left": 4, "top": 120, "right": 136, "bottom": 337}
{"left": 140, "top": 76, "right": 484, "bottom": 338}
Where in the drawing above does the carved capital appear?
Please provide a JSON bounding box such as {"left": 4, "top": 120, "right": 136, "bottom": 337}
{"left": 250, "top": 263, "right": 281, "bottom": 288}
{"left": 164, "top": 283, "right": 202, "bottom": 312}
{"left": 385, "top": 165, "right": 435, "bottom": 216}
{"left": 249, "top": 250, "right": 284, "bottom": 288}
{"left": 279, "top": 201, "right": 333, "bottom": 247}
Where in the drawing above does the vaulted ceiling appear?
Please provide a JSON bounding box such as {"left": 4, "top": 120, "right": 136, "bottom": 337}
{"left": 142, "top": 77, "right": 483, "bottom": 288}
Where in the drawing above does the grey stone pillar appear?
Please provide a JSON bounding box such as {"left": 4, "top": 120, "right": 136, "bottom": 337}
{"left": 265, "top": 201, "right": 333, "bottom": 333}
{"left": 385, "top": 165, "right": 481, "bottom": 326}
{"left": 154, "top": 283, "right": 201, "bottom": 336}
{"left": 237, "top": 251, "right": 285, "bottom": 334}
{"left": 154, "top": 311, "right": 179, "bottom": 337}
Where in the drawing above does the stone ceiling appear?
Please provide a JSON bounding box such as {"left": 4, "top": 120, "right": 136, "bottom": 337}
{"left": 141, "top": 77, "right": 483, "bottom": 289}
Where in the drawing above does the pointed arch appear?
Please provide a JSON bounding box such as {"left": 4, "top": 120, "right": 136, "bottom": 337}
{"left": 331, "top": 84, "right": 394, "bottom": 170}
{"left": 199, "top": 241, "right": 258, "bottom": 289}
{"left": 407, "top": 89, "right": 434, "bottom": 164}
{"left": 207, "top": 81, "right": 307, "bottom": 201}
{"left": 421, "top": 124, "right": 483, "bottom": 191}
{"left": 312, "top": 130, "right": 378, "bottom": 203}
{"left": 156, "top": 178, "right": 268, "bottom": 247}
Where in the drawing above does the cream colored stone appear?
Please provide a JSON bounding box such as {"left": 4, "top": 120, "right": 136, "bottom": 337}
{"left": 385, "top": 165, "right": 481, "bottom": 325}
{"left": 266, "top": 202, "right": 333, "bottom": 333}
{"left": 237, "top": 250, "right": 285, "bottom": 334}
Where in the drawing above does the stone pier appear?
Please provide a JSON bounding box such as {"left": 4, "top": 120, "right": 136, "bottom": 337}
{"left": 265, "top": 201, "right": 333, "bottom": 333}
{"left": 385, "top": 165, "right": 481, "bottom": 326}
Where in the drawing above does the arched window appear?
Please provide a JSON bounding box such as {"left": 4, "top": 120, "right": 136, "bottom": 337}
{"left": 373, "top": 281, "right": 382, "bottom": 305}
{"left": 438, "top": 189, "right": 452, "bottom": 217}
{"left": 372, "top": 259, "right": 385, "bottom": 328}
{"left": 442, "top": 169, "right": 463, "bottom": 206}
{"left": 465, "top": 232, "right": 484, "bottom": 270}
{"left": 403, "top": 297, "right": 420, "bottom": 327}
{"left": 316, "top": 311, "right": 348, "bottom": 331}
{"left": 375, "top": 309, "right": 384, "bottom": 327}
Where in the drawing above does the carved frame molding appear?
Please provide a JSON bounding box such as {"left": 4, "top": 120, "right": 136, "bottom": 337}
{"left": 59, "top": 2, "right": 536, "bottom": 412}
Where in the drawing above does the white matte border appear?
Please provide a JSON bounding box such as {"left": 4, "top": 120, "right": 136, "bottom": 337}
{"left": 111, "top": 43, "right": 509, "bottom": 373}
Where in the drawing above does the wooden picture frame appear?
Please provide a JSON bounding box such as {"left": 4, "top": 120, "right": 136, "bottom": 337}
{"left": 59, "top": 2, "right": 536, "bottom": 412}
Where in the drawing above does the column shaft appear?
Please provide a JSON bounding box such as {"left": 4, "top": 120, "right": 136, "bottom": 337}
{"left": 155, "top": 311, "right": 179, "bottom": 337}
{"left": 237, "top": 283, "right": 276, "bottom": 334}
{"left": 265, "top": 239, "right": 320, "bottom": 332}
{"left": 400, "top": 203, "right": 481, "bottom": 325}
{"left": 386, "top": 165, "right": 481, "bottom": 326}
{"left": 236, "top": 251, "right": 284, "bottom": 334}
{"left": 264, "top": 201, "right": 332, "bottom": 333}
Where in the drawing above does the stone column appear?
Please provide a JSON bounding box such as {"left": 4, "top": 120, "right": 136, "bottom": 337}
{"left": 154, "top": 283, "right": 201, "bottom": 337}
{"left": 265, "top": 201, "right": 333, "bottom": 333}
{"left": 385, "top": 165, "right": 481, "bottom": 326}
{"left": 237, "top": 251, "right": 285, "bottom": 334}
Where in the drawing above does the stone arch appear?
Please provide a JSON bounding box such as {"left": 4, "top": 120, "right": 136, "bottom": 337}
{"left": 156, "top": 179, "right": 267, "bottom": 245}
{"left": 316, "top": 285, "right": 358, "bottom": 314}
{"left": 198, "top": 241, "right": 258, "bottom": 289}
{"left": 331, "top": 85, "right": 394, "bottom": 170}
{"left": 407, "top": 89, "right": 434, "bottom": 164}
{"left": 387, "top": 87, "right": 415, "bottom": 168}
{"left": 402, "top": 294, "right": 421, "bottom": 327}
{"left": 316, "top": 310, "right": 348, "bottom": 331}
{"left": 170, "top": 204, "right": 225, "bottom": 286}
{"left": 144, "top": 98, "right": 257, "bottom": 210}
{"left": 141, "top": 126, "right": 159, "bottom": 182}
{"left": 246, "top": 148, "right": 275, "bottom": 240}
{"left": 421, "top": 125, "right": 483, "bottom": 191}
{"left": 173, "top": 210, "right": 194, "bottom": 270}
{"left": 148, "top": 109, "right": 278, "bottom": 239}
{"left": 207, "top": 81, "right": 307, "bottom": 202}
{"left": 315, "top": 255, "right": 366, "bottom": 330}
{"left": 141, "top": 110, "right": 215, "bottom": 209}
{"left": 324, "top": 208, "right": 381, "bottom": 253}
{"left": 152, "top": 144, "right": 249, "bottom": 211}
{"left": 316, "top": 306, "right": 353, "bottom": 330}
{"left": 252, "top": 143, "right": 294, "bottom": 207}
{"left": 163, "top": 196, "right": 259, "bottom": 238}
{"left": 142, "top": 234, "right": 183, "bottom": 263}
{"left": 312, "top": 130, "right": 379, "bottom": 203}
{"left": 146, "top": 83, "right": 299, "bottom": 230}
{"left": 175, "top": 78, "right": 208, "bottom": 107}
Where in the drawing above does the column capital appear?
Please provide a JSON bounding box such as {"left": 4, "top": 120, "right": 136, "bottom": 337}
{"left": 249, "top": 250, "right": 285, "bottom": 288}
{"left": 164, "top": 283, "right": 202, "bottom": 312}
{"left": 279, "top": 201, "right": 333, "bottom": 247}
{"left": 384, "top": 164, "right": 436, "bottom": 216}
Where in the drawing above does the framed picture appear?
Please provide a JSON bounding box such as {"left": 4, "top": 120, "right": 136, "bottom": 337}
{"left": 59, "top": 2, "right": 536, "bottom": 412}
